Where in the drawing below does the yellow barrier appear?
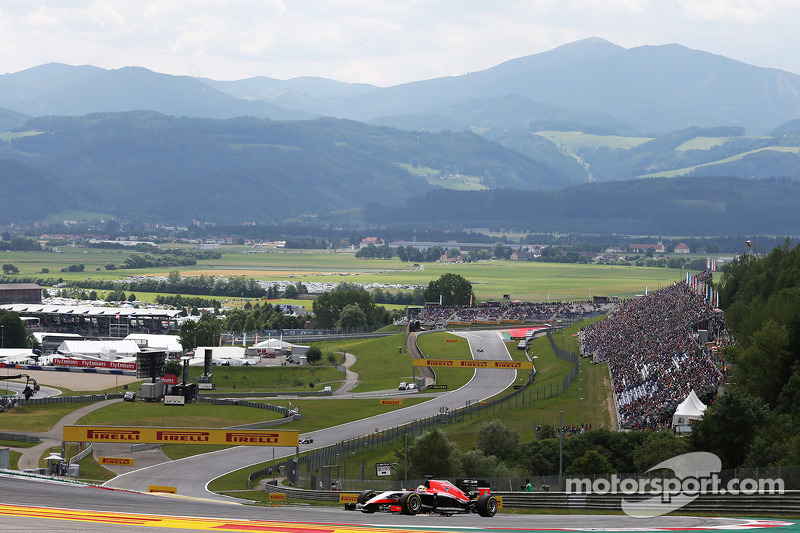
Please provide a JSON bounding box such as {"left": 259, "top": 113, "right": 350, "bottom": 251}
{"left": 99, "top": 457, "right": 134, "bottom": 466}
{"left": 412, "top": 359, "right": 533, "bottom": 370}
{"left": 63, "top": 426, "right": 299, "bottom": 447}
{"left": 148, "top": 485, "right": 176, "bottom": 494}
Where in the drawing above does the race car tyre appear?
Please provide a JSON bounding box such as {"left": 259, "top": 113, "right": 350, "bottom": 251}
{"left": 399, "top": 492, "right": 422, "bottom": 515}
{"left": 357, "top": 489, "right": 377, "bottom": 504}
{"left": 476, "top": 494, "right": 498, "bottom": 517}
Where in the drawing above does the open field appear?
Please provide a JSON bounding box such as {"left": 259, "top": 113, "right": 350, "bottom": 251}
{"left": 534, "top": 130, "right": 653, "bottom": 150}
{"left": 642, "top": 146, "right": 800, "bottom": 178}
{"left": 1, "top": 247, "right": 690, "bottom": 301}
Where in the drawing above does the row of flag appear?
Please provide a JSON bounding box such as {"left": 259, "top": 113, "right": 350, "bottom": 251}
{"left": 686, "top": 272, "right": 719, "bottom": 308}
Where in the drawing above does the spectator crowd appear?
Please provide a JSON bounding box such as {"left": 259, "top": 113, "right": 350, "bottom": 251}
{"left": 581, "top": 283, "right": 723, "bottom": 429}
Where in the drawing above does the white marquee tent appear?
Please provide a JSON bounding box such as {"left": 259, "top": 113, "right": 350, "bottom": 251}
{"left": 672, "top": 390, "right": 707, "bottom": 432}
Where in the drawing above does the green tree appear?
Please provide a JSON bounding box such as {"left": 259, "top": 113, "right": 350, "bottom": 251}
{"left": 408, "top": 429, "right": 462, "bottom": 478}
{"left": 312, "top": 282, "right": 388, "bottom": 328}
{"left": 196, "top": 313, "right": 221, "bottom": 347}
{"left": 476, "top": 419, "right": 520, "bottom": 461}
{"left": 423, "top": 273, "right": 474, "bottom": 305}
{"left": 565, "top": 449, "right": 616, "bottom": 476}
{"left": 0, "top": 310, "right": 29, "bottom": 348}
{"left": 632, "top": 431, "right": 690, "bottom": 472}
{"left": 690, "top": 388, "right": 768, "bottom": 468}
{"left": 2, "top": 263, "right": 19, "bottom": 275}
{"left": 283, "top": 284, "right": 298, "bottom": 298}
{"left": 305, "top": 345, "right": 323, "bottom": 364}
{"left": 337, "top": 304, "right": 368, "bottom": 328}
{"left": 164, "top": 360, "right": 183, "bottom": 379}
{"left": 178, "top": 321, "right": 197, "bottom": 352}
{"left": 726, "top": 318, "right": 790, "bottom": 408}
{"left": 244, "top": 314, "right": 257, "bottom": 333}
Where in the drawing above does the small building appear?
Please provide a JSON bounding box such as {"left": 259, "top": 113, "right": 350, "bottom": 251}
{"left": 674, "top": 243, "right": 690, "bottom": 254}
{"left": 628, "top": 242, "right": 666, "bottom": 254}
{"left": 0, "top": 283, "right": 43, "bottom": 304}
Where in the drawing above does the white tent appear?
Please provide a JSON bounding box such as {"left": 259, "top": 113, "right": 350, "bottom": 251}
{"left": 124, "top": 334, "right": 183, "bottom": 356}
{"left": 57, "top": 340, "right": 140, "bottom": 359}
{"left": 672, "top": 390, "right": 707, "bottom": 432}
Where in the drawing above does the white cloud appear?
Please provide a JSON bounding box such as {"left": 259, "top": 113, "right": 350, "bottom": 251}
{"left": 0, "top": 1, "right": 799, "bottom": 85}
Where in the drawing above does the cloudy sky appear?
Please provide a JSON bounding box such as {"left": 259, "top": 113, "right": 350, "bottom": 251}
{"left": 2, "top": 1, "right": 799, "bottom": 87}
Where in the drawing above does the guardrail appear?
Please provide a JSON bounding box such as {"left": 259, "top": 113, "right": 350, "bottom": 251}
{"left": 19, "top": 393, "right": 123, "bottom": 405}
{"left": 0, "top": 431, "right": 40, "bottom": 444}
{"left": 261, "top": 484, "right": 800, "bottom": 514}
{"left": 69, "top": 443, "right": 93, "bottom": 465}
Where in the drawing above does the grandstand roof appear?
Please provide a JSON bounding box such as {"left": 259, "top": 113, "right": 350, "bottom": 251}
{"left": 0, "top": 304, "right": 182, "bottom": 318}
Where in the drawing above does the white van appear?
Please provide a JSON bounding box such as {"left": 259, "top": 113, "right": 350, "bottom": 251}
{"left": 399, "top": 381, "right": 408, "bottom": 390}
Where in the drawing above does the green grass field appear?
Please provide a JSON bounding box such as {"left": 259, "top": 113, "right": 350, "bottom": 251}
{"left": 534, "top": 131, "right": 653, "bottom": 150}
{"left": 1, "top": 246, "right": 689, "bottom": 301}
{"left": 642, "top": 146, "right": 800, "bottom": 178}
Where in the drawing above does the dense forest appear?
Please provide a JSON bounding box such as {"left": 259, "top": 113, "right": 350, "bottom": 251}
{"left": 365, "top": 176, "right": 800, "bottom": 235}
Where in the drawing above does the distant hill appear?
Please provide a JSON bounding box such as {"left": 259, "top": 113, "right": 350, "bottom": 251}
{"left": 365, "top": 176, "right": 800, "bottom": 236}
{"left": 0, "top": 158, "right": 98, "bottom": 223}
{"left": 2, "top": 39, "right": 800, "bottom": 133}
{"left": 0, "top": 111, "right": 566, "bottom": 224}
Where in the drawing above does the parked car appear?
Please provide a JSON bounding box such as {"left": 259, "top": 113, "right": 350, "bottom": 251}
{"left": 123, "top": 391, "right": 136, "bottom": 402}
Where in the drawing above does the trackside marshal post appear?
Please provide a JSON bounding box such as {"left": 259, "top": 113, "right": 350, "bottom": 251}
{"left": 63, "top": 426, "right": 300, "bottom": 447}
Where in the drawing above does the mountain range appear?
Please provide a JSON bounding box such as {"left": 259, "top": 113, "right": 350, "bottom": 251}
{"left": 1, "top": 38, "right": 800, "bottom": 233}
{"left": 3, "top": 38, "right": 800, "bottom": 135}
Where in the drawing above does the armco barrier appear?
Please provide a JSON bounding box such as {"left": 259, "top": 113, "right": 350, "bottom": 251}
{"left": 0, "top": 432, "right": 40, "bottom": 444}
{"left": 261, "top": 484, "right": 800, "bottom": 514}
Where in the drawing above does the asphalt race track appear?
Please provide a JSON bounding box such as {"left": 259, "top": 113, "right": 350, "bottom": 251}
{"left": 1, "top": 474, "right": 797, "bottom": 532}
{"left": 103, "top": 330, "right": 517, "bottom": 499}
{"left": 3, "top": 329, "right": 798, "bottom": 531}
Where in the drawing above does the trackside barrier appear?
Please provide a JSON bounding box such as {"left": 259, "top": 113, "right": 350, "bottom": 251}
{"left": 261, "top": 484, "right": 800, "bottom": 514}
{"left": 19, "top": 393, "right": 124, "bottom": 405}
{"left": 68, "top": 443, "right": 93, "bottom": 465}
{"left": 0, "top": 432, "right": 39, "bottom": 444}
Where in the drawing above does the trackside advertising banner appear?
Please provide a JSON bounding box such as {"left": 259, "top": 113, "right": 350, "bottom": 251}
{"left": 63, "top": 426, "right": 299, "bottom": 447}
{"left": 412, "top": 359, "right": 533, "bottom": 370}
{"left": 53, "top": 358, "right": 136, "bottom": 370}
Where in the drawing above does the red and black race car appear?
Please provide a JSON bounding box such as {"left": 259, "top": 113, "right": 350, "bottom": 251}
{"left": 344, "top": 478, "right": 498, "bottom": 517}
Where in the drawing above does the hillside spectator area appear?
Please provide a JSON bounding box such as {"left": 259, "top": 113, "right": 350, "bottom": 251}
{"left": 580, "top": 283, "right": 724, "bottom": 429}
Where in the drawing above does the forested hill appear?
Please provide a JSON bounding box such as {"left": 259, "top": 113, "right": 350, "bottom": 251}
{"left": 365, "top": 176, "right": 800, "bottom": 236}
{"left": 0, "top": 112, "right": 565, "bottom": 224}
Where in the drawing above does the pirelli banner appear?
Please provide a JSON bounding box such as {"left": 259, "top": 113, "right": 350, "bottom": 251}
{"left": 63, "top": 426, "right": 299, "bottom": 447}
{"left": 413, "top": 359, "right": 533, "bottom": 370}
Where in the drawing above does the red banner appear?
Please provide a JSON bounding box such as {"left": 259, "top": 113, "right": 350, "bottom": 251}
{"left": 52, "top": 358, "right": 136, "bottom": 370}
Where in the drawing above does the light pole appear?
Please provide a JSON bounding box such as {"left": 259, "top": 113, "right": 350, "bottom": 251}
{"left": 1, "top": 324, "right": 4, "bottom": 349}
{"left": 746, "top": 240, "right": 760, "bottom": 259}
